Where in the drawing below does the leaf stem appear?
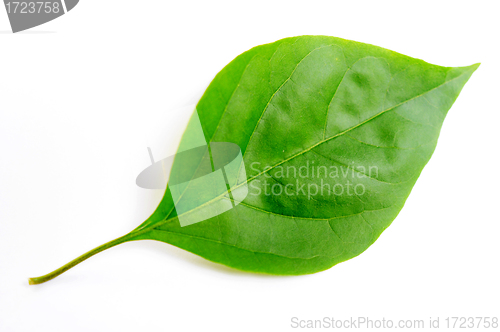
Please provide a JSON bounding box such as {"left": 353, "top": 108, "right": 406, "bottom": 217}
{"left": 28, "top": 232, "right": 136, "bottom": 285}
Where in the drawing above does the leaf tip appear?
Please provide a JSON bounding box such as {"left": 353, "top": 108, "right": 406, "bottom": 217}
{"left": 470, "top": 62, "right": 481, "bottom": 71}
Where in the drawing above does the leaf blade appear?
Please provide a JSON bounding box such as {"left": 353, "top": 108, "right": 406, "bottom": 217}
{"left": 134, "top": 36, "right": 478, "bottom": 275}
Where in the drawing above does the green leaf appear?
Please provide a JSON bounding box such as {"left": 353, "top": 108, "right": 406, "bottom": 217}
{"left": 29, "top": 36, "right": 478, "bottom": 284}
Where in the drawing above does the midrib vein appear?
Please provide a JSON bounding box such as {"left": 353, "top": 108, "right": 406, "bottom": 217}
{"left": 142, "top": 63, "right": 473, "bottom": 233}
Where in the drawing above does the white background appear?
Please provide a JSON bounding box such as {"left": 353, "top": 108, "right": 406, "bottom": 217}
{"left": 0, "top": 1, "right": 498, "bottom": 331}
